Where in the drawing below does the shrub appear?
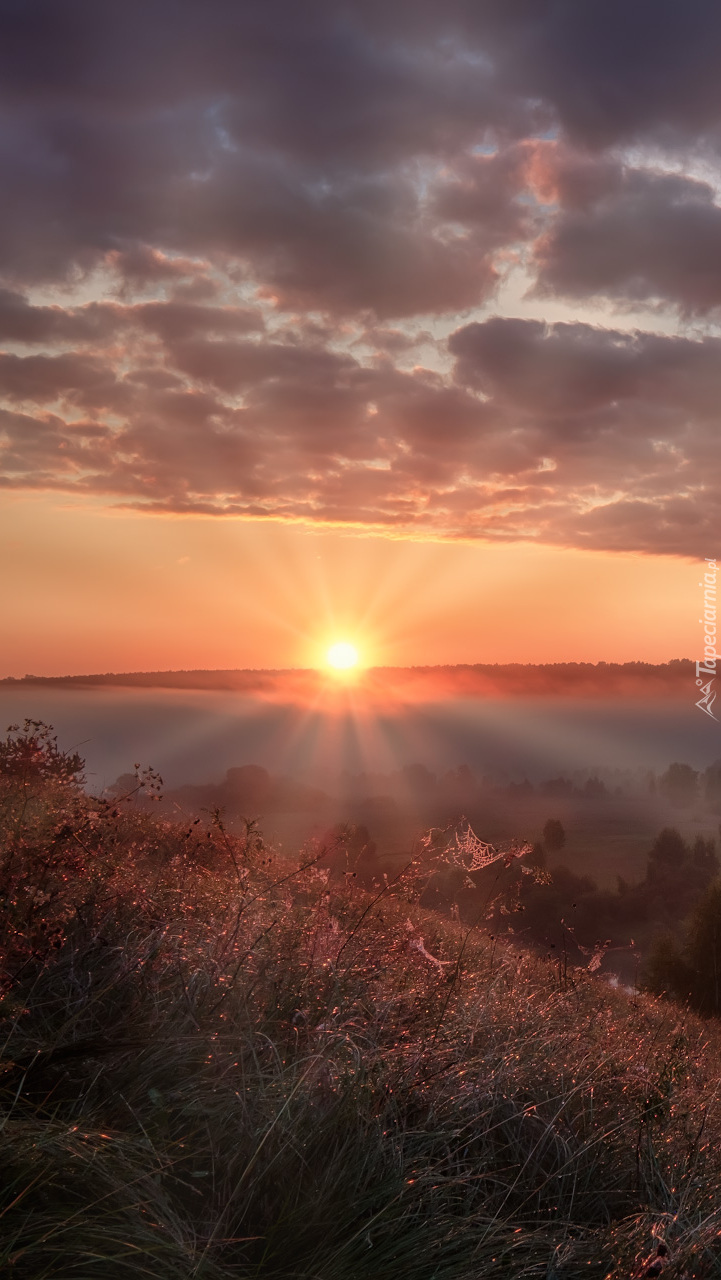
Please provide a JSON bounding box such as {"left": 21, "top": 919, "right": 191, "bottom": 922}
{"left": 0, "top": 718, "right": 85, "bottom": 787}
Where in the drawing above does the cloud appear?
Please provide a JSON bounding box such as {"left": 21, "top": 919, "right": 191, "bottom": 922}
{"left": 0, "top": 352, "right": 116, "bottom": 406}
{"left": 0, "top": 4, "right": 719, "bottom": 311}
{"left": 1, "top": 1, "right": 721, "bottom": 556}
{"left": 0, "top": 3, "right": 532, "bottom": 308}
{"left": 531, "top": 149, "right": 721, "bottom": 312}
{"left": 448, "top": 317, "right": 721, "bottom": 552}
{"left": 131, "top": 302, "right": 264, "bottom": 342}
{"left": 471, "top": 0, "right": 721, "bottom": 148}
{"left": 0, "top": 308, "right": 718, "bottom": 554}
{"left": 0, "top": 290, "right": 113, "bottom": 344}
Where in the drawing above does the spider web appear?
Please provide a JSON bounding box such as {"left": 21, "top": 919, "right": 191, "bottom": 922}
{"left": 421, "top": 820, "right": 533, "bottom": 872}
{"left": 455, "top": 826, "right": 533, "bottom": 871}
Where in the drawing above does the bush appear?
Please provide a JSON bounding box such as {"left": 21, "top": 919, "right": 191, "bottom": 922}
{"left": 0, "top": 718, "right": 85, "bottom": 786}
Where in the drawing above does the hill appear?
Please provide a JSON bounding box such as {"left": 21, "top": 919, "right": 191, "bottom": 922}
{"left": 1, "top": 659, "right": 695, "bottom": 702}
{"left": 1, "top": 721, "right": 720, "bottom": 1279}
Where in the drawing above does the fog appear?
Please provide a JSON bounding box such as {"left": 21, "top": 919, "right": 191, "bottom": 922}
{"left": 0, "top": 684, "right": 717, "bottom": 791}
{"left": 4, "top": 682, "right": 721, "bottom": 972}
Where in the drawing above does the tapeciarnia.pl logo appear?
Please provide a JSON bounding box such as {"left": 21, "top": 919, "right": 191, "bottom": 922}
{"left": 696, "top": 557, "right": 718, "bottom": 720}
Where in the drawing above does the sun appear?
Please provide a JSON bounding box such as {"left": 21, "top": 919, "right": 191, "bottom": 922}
{"left": 326, "top": 641, "right": 359, "bottom": 670}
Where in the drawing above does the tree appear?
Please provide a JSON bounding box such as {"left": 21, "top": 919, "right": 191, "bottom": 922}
{"left": 643, "top": 933, "right": 693, "bottom": 1005}
{"left": 659, "top": 762, "right": 698, "bottom": 807}
{"left": 542, "top": 818, "right": 566, "bottom": 852}
{"left": 401, "top": 763, "right": 437, "bottom": 795}
{"left": 704, "top": 760, "right": 721, "bottom": 812}
{"left": 692, "top": 835, "right": 718, "bottom": 878}
{"left": 439, "top": 764, "right": 476, "bottom": 806}
{"left": 221, "top": 765, "right": 271, "bottom": 811}
{"left": 644, "top": 881, "right": 721, "bottom": 1017}
{"left": 636, "top": 828, "right": 718, "bottom": 926}
{"left": 542, "top": 777, "right": 574, "bottom": 798}
{"left": 684, "top": 881, "right": 721, "bottom": 1015}
{"left": 645, "top": 827, "right": 688, "bottom": 882}
{"left": 526, "top": 841, "right": 547, "bottom": 870}
{"left": 582, "top": 776, "right": 607, "bottom": 798}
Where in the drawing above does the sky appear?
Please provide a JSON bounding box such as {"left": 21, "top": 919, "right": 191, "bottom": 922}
{"left": 0, "top": 0, "right": 718, "bottom": 675}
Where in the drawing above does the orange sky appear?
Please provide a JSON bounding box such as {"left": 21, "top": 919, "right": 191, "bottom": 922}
{"left": 3, "top": 5, "right": 721, "bottom": 683}
{"left": 1, "top": 493, "right": 699, "bottom": 677}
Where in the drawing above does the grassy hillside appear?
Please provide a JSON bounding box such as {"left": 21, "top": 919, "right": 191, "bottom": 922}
{"left": 2, "top": 724, "right": 721, "bottom": 1278}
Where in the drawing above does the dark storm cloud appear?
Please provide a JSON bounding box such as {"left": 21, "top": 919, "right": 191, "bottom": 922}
{"left": 1, "top": 0, "right": 721, "bottom": 553}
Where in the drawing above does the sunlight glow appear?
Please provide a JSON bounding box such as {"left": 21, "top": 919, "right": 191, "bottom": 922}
{"left": 326, "top": 641, "right": 359, "bottom": 670}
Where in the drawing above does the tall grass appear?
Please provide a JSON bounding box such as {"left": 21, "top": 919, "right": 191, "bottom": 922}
{"left": 2, "top": 735, "right": 721, "bottom": 1277}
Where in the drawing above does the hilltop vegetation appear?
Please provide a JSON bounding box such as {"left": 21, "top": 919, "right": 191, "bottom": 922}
{"left": 0, "top": 658, "right": 696, "bottom": 699}
{"left": 3, "top": 722, "right": 721, "bottom": 1278}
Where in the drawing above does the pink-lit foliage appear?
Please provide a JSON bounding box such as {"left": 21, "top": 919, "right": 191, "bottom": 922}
{"left": 2, "top": 723, "right": 721, "bottom": 1278}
